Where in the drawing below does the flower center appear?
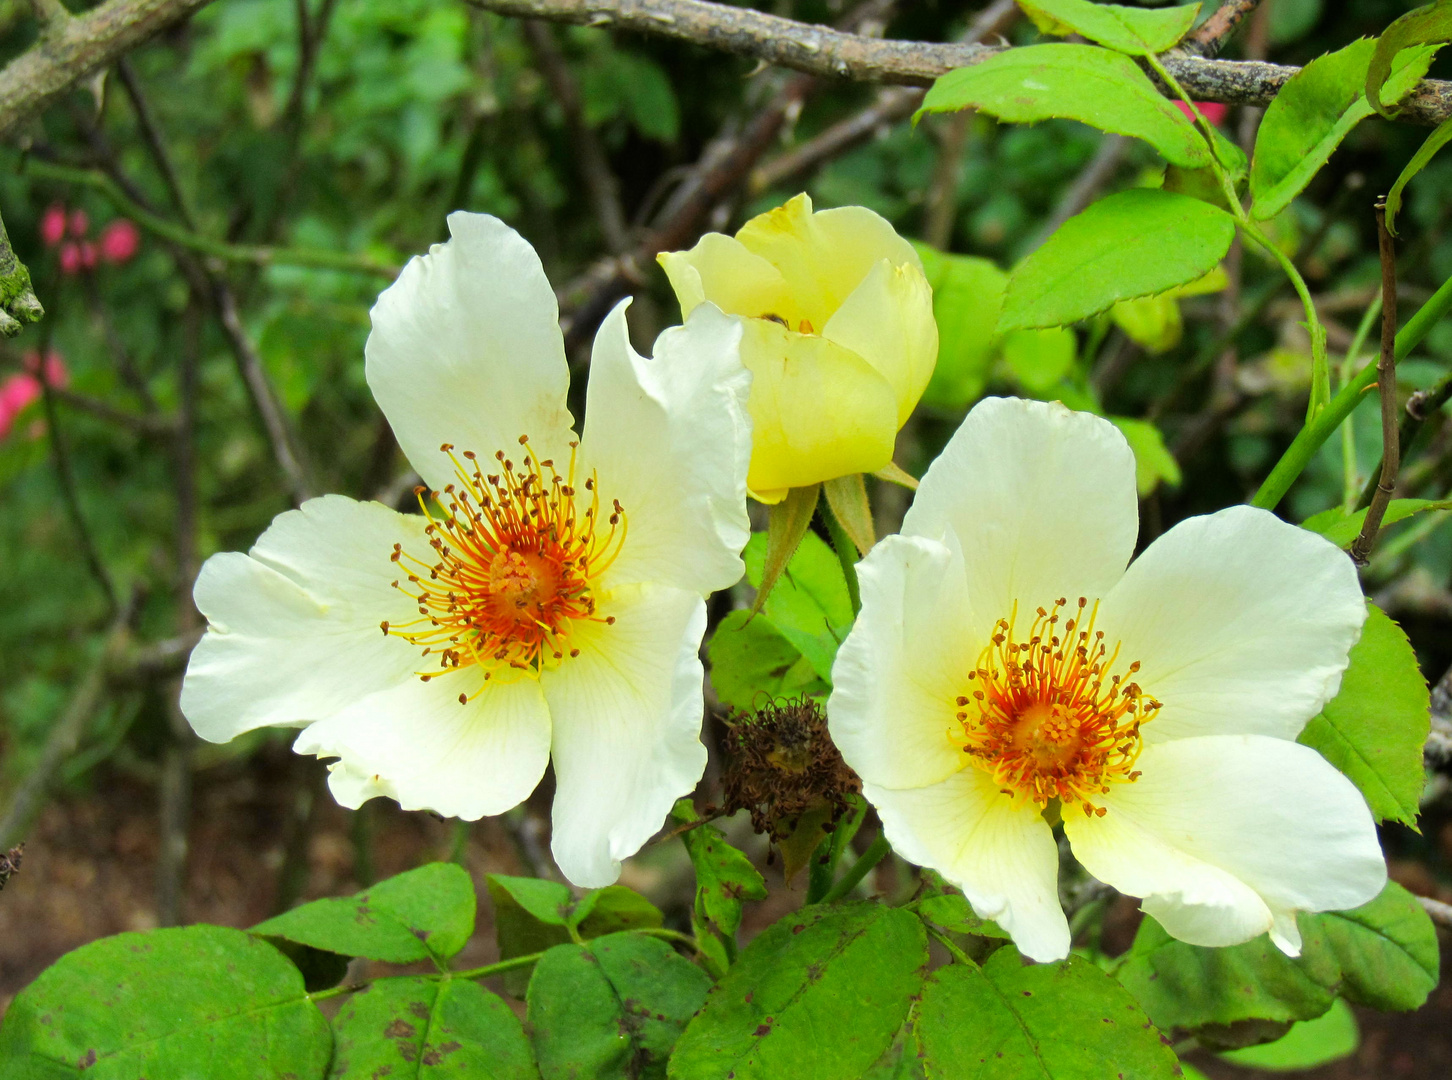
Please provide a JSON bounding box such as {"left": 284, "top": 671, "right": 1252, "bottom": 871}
{"left": 954, "top": 597, "right": 1160, "bottom": 816}
{"left": 382, "top": 436, "right": 625, "bottom": 700}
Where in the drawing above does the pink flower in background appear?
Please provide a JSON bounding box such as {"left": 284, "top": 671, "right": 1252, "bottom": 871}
{"left": 58, "top": 242, "right": 82, "bottom": 276}
{"left": 0, "top": 350, "right": 68, "bottom": 439}
{"left": 40, "top": 204, "right": 67, "bottom": 247}
{"left": 99, "top": 220, "right": 139, "bottom": 265}
{"left": 1174, "top": 101, "right": 1228, "bottom": 126}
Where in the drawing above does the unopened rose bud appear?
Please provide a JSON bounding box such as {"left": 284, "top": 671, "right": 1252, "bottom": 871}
{"left": 99, "top": 219, "right": 140, "bottom": 264}
{"left": 40, "top": 204, "right": 66, "bottom": 247}
{"left": 58, "top": 242, "right": 81, "bottom": 275}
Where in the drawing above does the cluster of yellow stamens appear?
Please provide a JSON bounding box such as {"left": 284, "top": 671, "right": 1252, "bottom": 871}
{"left": 381, "top": 436, "right": 625, "bottom": 701}
{"left": 955, "top": 597, "right": 1159, "bottom": 816}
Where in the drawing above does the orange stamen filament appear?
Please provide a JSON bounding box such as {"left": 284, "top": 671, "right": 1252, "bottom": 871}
{"left": 954, "top": 597, "right": 1159, "bottom": 816}
{"left": 382, "top": 436, "right": 624, "bottom": 700}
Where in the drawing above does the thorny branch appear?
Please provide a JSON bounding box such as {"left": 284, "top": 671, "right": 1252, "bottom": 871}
{"left": 1183, "top": 0, "right": 1264, "bottom": 59}
{"left": 1351, "top": 202, "right": 1402, "bottom": 565}
{"left": 466, "top": 0, "right": 1452, "bottom": 126}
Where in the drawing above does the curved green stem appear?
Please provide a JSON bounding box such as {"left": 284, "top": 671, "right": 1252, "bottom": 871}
{"left": 306, "top": 950, "right": 549, "bottom": 1004}
{"left": 818, "top": 833, "right": 890, "bottom": 904}
{"left": 1239, "top": 220, "right": 1330, "bottom": 418}
{"left": 1252, "top": 271, "right": 1452, "bottom": 510}
{"left": 638, "top": 927, "right": 702, "bottom": 951}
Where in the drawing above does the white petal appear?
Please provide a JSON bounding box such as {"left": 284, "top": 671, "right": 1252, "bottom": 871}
{"left": 542, "top": 582, "right": 709, "bottom": 888}
{"left": 1097, "top": 505, "right": 1367, "bottom": 742}
{"left": 295, "top": 671, "right": 552, "bottom": 820}
{"left": 365, "top": 211, "right": 576, "bottom": 493}
{"left": 901, "top": 398, "right": 1138, "bottom": 636}
{"left": 868, "top": 769, "right": 1069, "bottom": 962}
{"left": 581, "top": 300, "right": 751, "bottom": 596}
{"left": 1066, "top": 736, "right": 1386, "bottom": 952}
{"left": 829, "top": 533, "right": 980, "bottom": 791}
{"left": 181, "top": 496, "right": 425, "bottom": 743}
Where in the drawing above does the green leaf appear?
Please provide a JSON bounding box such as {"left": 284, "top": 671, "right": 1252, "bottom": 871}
{"left": 911, "top": 891, "right": 1010, "bottom": 940}
{"left": 330, "top": 976, "right": 539, "bottom": 1079}
{"left": 1368, "top": 0, "right": 1452, "bottom": 116}
{"left": 253, "top": 862, "right": 476, "bottom": 965}
{"left": 670, "top": 800, "right": 767, "bottom": 939}
{"left": 1298, "top": 604, "right": 1429, "bottom": 826}
{"left": 1251, "top": 38, "right": 1440, "bottom": 220}
{"left": 527, "top": 933, "right": 712, "bottom": 1080}
{"left": 1117, "top": 884, "right": 1439, "bottom": 1039}
{"left": 707, "top": 609, "right": 828, "bottom": 713}
{"left": 669, "top": 903, "right": 928, "bottom": 1080}
{"left": 918, "top": 45, "right": 1209, "bottom": 168}
{"left": 0, "top": 925, "right": 331, "bottom": 1077}
{"left": 1301, "top": 498, "right": 1452, "bottom": 548}
{"left": 1110, "top": 417, "right": 1182, "bottom": 496}
{"left": 1219, "top": 998, "right": 1358, "bottom": 1071}
{"left": 1386, "top": 118, "right": 1452, "bottom": 234}
{"left": 914, "top": 948, "right": 1180, "bottom": 1079}
{"left": 913, "top": 244, "right": 1006, "bottom": 412}
{"left": 743, "top": 530, "right": 854, "bottom": 682}
{"left": 487, "top": 876, "right": 665, "bottom": 996}
{"left": 1001, "top": 327, "right": 1076, "bottom": 393}
{"left": 1000, "top": 189, "right": 1235, "bottom": 332}
{"left": 1018, "top": 0, "right": 1200, "bottom": 55}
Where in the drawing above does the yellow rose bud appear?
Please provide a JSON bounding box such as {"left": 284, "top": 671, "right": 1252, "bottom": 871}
{"left": 659, "top": 193, "right": 937, "bottom": 503}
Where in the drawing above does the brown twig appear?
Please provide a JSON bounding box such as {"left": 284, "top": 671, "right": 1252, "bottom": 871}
{"left": 1351, "top": 202, "right": 1401, "bottom": 565}
{"left": 0, "top": 0, "right": 216, "bottom": 139}
{"left": 466, "top": 0, "right": 1452, "bottom": 126}
{"left": 1183, "top": 0, "right": 1263, "bottom": 59}
{"left": 525, "top": 20, "right": 631, "bottom": 253}
{"left": 1420, "top": 894, "right": 1452, "bottom": 930}
{"left": 50, "top": 384, "right": 176, "bottom": 436}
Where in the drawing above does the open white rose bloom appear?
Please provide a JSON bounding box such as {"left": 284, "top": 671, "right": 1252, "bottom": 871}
{"left": 181, "top": 212, "right": 752, "bottom": 887}
{"left": 829, "top": 397, "right": 1387, "bottom": 963}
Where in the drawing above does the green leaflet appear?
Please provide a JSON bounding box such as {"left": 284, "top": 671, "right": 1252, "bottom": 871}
{"left": 1000, "top": 189, "right": 1235, "bottom": 332}
{"left": 1117, "top": 884, "right": 1439, "bottom": 1039}
{"left": 707, "top": 609, "right": 827, "bottom": 712}
{"left": 1251, "top": 37, "right": 1440, "bottom": 220}
{"left": 0, "top": 925, "right": 331, "bottom": 1078}
{"left": 253, "top": 861, "right": 476, "bottom": 965}
{"left": 330, "top": 977, "right": 538, "bottom": 1079}
{"left": 670, "top": 800, "right": 767, "bottom": 939}
{"left": 487, "top": 875, "right": 663, "bottom": 996}
{"left": 1368, "top": 0, "right": 1452, "bottom": 116}
{"left": 1018, "top": 0, "right": 1200, "bottom": 55}
{"left": 918, "top": 45, "right": 1209, "bottom": 168}
{"left": 1110, "top": 417, "right": 1182, "bottom": 496}
{"left": 913, "top": 243, "right": 1007, "bottom": 412}
{"left": 741, "top": 529, "right": 854, "bottom": 682}
{"left": 1001, "top": 327, "right": 1076, "bottom": 394}
{"left": 527, "top": 933, "right": 711, "bottom": 1080}
{"left": 914, "top": 948, "right": 1180, "bottom": 1079}
{"left": 1386, "top": 118, "right": 1452, "bottom": 233}
{"left": 1298, "top": 604, "right": 1430, "bottom": 826}
{"left": 668, "top": 903, "right": 928, "bottom": 1080}
{"left": 1302, "top": 498, "right": 1452, "bottom": 549}
{"left": 1218, "top": 998, "right": 1359, "bottom": 1071}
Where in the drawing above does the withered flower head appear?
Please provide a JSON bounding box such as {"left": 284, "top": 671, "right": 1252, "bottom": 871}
{"left": 718, "top": 697, "right": 861, "bottom": 843}
{"left": 0, "top": 843, "right": 23, "bottom": 892}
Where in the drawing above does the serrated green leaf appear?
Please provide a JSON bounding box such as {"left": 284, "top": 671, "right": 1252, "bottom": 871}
{"left": 253, "top": 862, "right": 475, "bottom": 965}
{"left": 912, "top": 892, "right": 1011, "bottom": 940}
{"left": 669, "top": 903, "right": 928, "bottom": 1080}
{"left": 1117, "top": 883, "right": 1439, "bottom": 1038}
{"left": 1019, "top": 0, "right": 1200, "bottom": 55}
{"left": 1301, "top": 498, "right": 1452, "bottom": 548}
{"left": 487, "top": 876, "right": 664, "bottom": 997}
{"left": 1387, "top": 118, "right": 1452, "bottom": 233}
{"left": 1368, "top": 0, "right": 1452, "bottom": 116}
{"left": 330, "top": 977, "right": 539, "bottom": 1079}
{"left": 1219, "top": 998, "right": 1358, "bottom": 1071}
{"left": 919, "top": 45, "right": 1209, "bottom": 167}
{"left": 670, "top": 800, "right": 767, "bottom": 939}
{"left": 914, "top": 948, "right": 1180, "bottom": 1079}
{"left": 743, "top": 530, "right": 853, "bottom": 682}
{"left": 0, "top": 926, "right": 331, "bottom": 1078}
{"left": 1001, "top": 189, "right": 1235, "bottom": 331}
{"left": 528, "top": 934, "right": 711, "bottom": 1080}
{"left": 1111, "top": 417, "right": 1182, "bottom": 496}
{"left": 1251, "top": 38, "right": 1440, "bottom": 219}
{"left": 707, "top": 609, "right": 828, "bottom": 713}
{"left": 913, "top": 243, "right": 1006, "bottom": 412}
{"left": 1298, "top": 604, "right": 1429, "bottom": 826}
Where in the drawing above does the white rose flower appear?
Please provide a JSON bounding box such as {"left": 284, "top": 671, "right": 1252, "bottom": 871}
{"left": 181, "top": 212, "right": 752, "bottom": 888}
{"left": 828, "top": 396, "right": 1386, "bottom": 962}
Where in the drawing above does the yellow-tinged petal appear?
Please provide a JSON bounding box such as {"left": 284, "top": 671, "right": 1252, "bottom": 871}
{"left": 735, "top": 193, "right": 924, "bottom": 328}
{"left": 823, "top": 258, "right": 938, "bottom": 424}
{"left": 740, "top": 318, "right": 898, "bottom": 495}
{"left": 657, "top": 233, "right": 799, "bottom": 323}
